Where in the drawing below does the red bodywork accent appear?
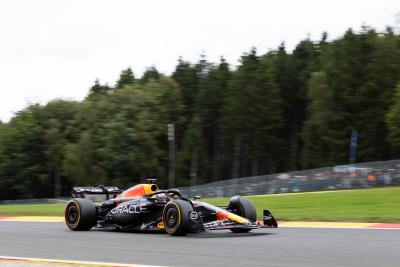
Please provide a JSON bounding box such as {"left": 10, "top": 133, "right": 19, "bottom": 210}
{"left": 116, "top": 184, "right": 147, "bottom": 207}
{"left": 118, "top": 184, "right": 147, "bottom": 198}
{"left": 216, "top": 212, "right": 229, "bottom": 220}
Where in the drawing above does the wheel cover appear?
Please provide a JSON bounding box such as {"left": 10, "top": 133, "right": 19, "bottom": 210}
{"left": 163, "top": 204, "right": 181, "bottom": 232}
{"left": 67, "top": 206, "right": 77, "bottom": 224}
{"left": 65, "top": 202, "right": 80, "bottom": 228}
{"left": 166, "top": 208, "right": 178, "bottom": 228}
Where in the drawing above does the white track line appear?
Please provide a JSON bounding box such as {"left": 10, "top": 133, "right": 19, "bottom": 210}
{"left": 0, "top": 256, "right": 170, "bottom": 267}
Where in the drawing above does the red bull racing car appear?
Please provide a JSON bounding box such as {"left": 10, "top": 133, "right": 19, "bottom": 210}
{"left": 65, "top": 180, "right": 278, "bottom": 236}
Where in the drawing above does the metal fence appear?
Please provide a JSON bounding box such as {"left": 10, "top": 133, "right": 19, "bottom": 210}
{"left": 178, "top": 160, "right": 400, "bottom": 198}
{"left": 2, "top": 160, "right": 399, "bottom": 203}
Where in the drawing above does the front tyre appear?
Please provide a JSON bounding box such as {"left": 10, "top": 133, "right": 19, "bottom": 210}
{"left": 162, "top": 199, "right": 193, "bottom": 236}
{"left": 228, "top": 196, "right": 257, "bottom": 233}
{"left": 65, "top": 198, "right": 97, "bottom": 231}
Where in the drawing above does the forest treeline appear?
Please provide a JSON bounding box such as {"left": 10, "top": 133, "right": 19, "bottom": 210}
{"left": 1, "top": 26, "right": 400, "bottom": 199}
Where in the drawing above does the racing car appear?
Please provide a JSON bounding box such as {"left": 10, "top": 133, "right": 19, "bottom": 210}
{"left": 65, "top": 180, "right": 278, "bottom": 235}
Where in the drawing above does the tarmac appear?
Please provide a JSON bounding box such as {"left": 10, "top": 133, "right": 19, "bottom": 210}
{"left": 0, "top": 218, "right": 399, "bottom": 267}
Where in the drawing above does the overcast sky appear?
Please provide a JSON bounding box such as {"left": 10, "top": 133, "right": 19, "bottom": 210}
{"left": 0, "top": 0, "right": 399, "bottom": 122}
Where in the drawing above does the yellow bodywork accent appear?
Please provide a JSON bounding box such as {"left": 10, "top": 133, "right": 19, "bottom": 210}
{"left": 143, "top": 184, "right": 158, "bottom": 194}
{"left": 157, "top": 221, "right": 165, "bottom": 229}
{"left": 214, "top": 206, "right": 250, "bottom": 224}
{"left": 223, "top": 211, "right": 249, "bottom": 224}
{"left": 198, "top": 202, "right": 250, "bottom": 224}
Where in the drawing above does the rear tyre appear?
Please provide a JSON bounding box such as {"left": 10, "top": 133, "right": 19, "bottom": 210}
{"left": 162, "top": 199, "right": 193, "bottom": 236}
{"left": 65, "top": 198, "right": 97, "bottom": 231}
{"left": 228, "top": 196, "right": 257, "bottom": 233}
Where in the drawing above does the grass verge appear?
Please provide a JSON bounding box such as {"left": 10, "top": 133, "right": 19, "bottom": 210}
{"left": 0, "top": 187, "right": 399, "bottom": 222}
{"left": 206, "top": 187, "right": 400, "bottom": 222}
{"left": 0, "top": 203, "right": 66, "bottom": 216}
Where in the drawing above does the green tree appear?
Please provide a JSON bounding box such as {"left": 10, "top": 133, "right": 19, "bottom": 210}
{"left": 176, "top": 116, "right": 207, "bottom": 186}
{"left": 386, "top": 83, "right": 400, "bottom": 155}
{"left": 222, "top": 48, "right": 283, "bottom": 177}
{"left": 172, "top": 58, "right": 200, "bottom": 118}
{"left": 2, "top": 25, "right": 400, "bottom": 200}
{"left": 317, "top": 27, "right": 400, "bottom": 164}
{"left": 88, "top": 79, "right": 111, "bottom": 97}
{"left": 302, "top": 72, "right": 339, "bottom": 168}
{"left": 116, "top": 67, "right": 135, "bottom": 88}
{"left": 140, "top": 66, "right": 161, "bottom": 84}
{"left": 63, "top": 130, "right": 106, "bottom": 186}
{"left": 0, "top": 105, "right": 48, "bottom": 199}
{"left": 355, "top": 28, "right": 400, "bottom": 161}
{"left": 196, "top": 58, "right": 231, "bottom": 181}
{"left": 268, "top": 43, "right": 294, "bottom": 171}
{"left": 287, "top": 39, "right": 320, "bottom": 170}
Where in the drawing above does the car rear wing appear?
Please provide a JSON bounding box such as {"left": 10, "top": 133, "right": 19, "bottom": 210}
{"left": 71, "top": 186, "right": 122, "bottom": 200}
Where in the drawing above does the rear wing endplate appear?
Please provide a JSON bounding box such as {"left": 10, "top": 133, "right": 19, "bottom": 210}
{"left": 263, "top": 209, "right": 278, "bottom": 228}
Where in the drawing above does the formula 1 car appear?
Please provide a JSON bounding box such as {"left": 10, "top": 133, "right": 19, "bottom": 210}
{"left": 65, "top": 180, "right": 278, "bottom": 236}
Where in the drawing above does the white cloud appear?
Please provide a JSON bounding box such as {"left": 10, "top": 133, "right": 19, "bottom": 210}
{"left": 0, "top": 0, "right": 398, "bottom": 122}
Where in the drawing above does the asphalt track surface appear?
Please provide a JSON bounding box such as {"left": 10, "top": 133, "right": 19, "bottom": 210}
{"left": 0, "top": 221, "right": 399, "bottom": 267}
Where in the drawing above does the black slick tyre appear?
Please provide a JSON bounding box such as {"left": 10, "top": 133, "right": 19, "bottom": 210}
{"left": 65, "top": 198, "right": 97, "bottom": 231}
{"left": 228, "top": 196, "right": 257, "bottom": 233}
{"left": 162, "top": 199, "right": 193, "bottom": 236}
